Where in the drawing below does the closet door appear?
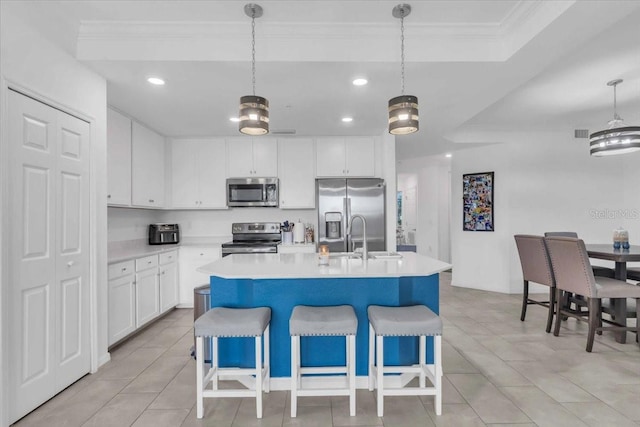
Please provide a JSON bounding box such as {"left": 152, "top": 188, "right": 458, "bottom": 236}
{"left": 8, "top": 90, "right": 91, "bottom": 422}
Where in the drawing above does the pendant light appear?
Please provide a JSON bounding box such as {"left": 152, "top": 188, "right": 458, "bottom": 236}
{"left": 239, "top": 3, "right": 269, "bottom": 135}
{"left": 388, "top": 4, "right": 419, "bottom": 135}
{"left": 590, "top": 79, "right": 640, "bottom": 156}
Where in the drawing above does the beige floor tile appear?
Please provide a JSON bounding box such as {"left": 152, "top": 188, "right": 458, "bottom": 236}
{"left": 499, "top": 385, "right": 588, "bottom": 427}
{"left": 142, "top": 325, "right": 193, "bottom": 349}
{"left": 98, "top": 347, "right": 167, "bottom": 380}
{"left": 122, "top": 355, "right": 191, "bottom": 393}
{"left": 582, "top": 383, "right": 640, "bottom": 421}
{"left": 456, "top": 350, "right": 531, "bottom": 387}
{"left": 231, "top": 391, "right": 287, "bottom": 427}
{"left": 425, "top": 403, "right": 486, "bottom": 426}
{"left": 82, "top": 393, "right": 157, "bottom": 426}
{"left": 562, "top": 401, "right": 638, "bottom": 426}
{"left": 441, "top": 342, "right": 480, "bottom": 374}
{"left": 282, "top": 404, "right": 334, "bottom": 427}
{"left": 447, "top": 374, "right": 531, "bottom": 424}
{"left": 330, "top": 390, "right": 383, "bottom": 426}
{"left": 149, "top": 361, "right": 197, "bottom": 410}
{"left": 132, "top": 409, "right": 190, "bottom": 427}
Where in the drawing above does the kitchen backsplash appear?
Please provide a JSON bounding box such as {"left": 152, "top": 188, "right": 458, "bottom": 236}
{"left": 108, "top": 207, "right": 315, "bottom": 242}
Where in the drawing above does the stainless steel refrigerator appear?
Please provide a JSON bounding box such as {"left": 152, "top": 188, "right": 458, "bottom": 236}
{"left": 317, "top": 178, "right": 386, "bottom": 252}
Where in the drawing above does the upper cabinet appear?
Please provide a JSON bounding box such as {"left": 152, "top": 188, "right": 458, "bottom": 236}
{"left": 278, "top": 138, "right": 315, "bottom": 209}
{"left": 131, "top": 122, "right": 165, "bottom": 207}
{"left": 227, "top": 137, "right": 278, "bottom": 177}
{"left": 107, "top": 108, "right": 132, "bottom": 206}
{"left": 171, "top": 139, "right": 227, "bottom": 209}
{"left": 316, "top": 137, "right": 375, "bottom": 177}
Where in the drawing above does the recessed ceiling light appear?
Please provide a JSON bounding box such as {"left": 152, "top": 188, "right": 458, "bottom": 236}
{"left": 147, "top": 77, "right": 165, "bottom": 85}
{"left": 445, "top": 153, "right": 452, "bottom": 158}
{"left": 342, "top": 117, "right": 353, "bottom": 123}
{"left": 352, "top": 78, "right": 368, "bottom": 86}
{"left": 229, "top": 117, "right": 241, "bottom": 122}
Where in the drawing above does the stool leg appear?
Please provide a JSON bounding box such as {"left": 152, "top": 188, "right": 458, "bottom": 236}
{"left": 368, "top": 323, "right": 375, "bottom": 392}
{"left": 290, "top": 335, "right": 298, "bottom": 418}
{"left": 376, "top": 335, "right": 384, "bottom": 417}
{"left": 211, "top": 337, "right": 218, "bottom": 391}
{"left": 196, "top": 336, "right": 204, "bottom": 419}
{"left": 348, "top": 334, "right": 356, "bottom": 416}
{"left": 255, "top": 335, "right": 263, "bottom": 419}
{"left": 264, "top": 325, "right": 270, "bottom": 393}
{"left": 435, "top": 335, "right": 442, "bottom": 416}
{"left": 419, "top": 335, "right": 426, "bottom": 388}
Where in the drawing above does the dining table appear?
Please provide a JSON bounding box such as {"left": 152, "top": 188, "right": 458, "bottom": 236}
{"left": 586, "top": 244, "right": 640, "bottom": 344}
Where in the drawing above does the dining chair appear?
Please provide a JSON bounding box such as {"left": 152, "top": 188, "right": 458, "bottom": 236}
{"left": 544, "top": 236, "right": 640, "bottom": 352}
{"left": 514, "top": 235, "right": 556, "bottom": 333}
{"left": 543, "top": 232, "right": 615, "bottom": 278}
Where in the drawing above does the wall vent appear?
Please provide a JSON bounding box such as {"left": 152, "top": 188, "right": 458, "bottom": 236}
{"left": 574, "top": 129, "right": 589, "bottom": 139}
{"left": 271, "top": 129, "right": 296, "bottom": 135}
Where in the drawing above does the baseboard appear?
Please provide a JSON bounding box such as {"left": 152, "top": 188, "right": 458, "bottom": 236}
{"left": 97, "top": 352, "right": 111, "bottom": 369}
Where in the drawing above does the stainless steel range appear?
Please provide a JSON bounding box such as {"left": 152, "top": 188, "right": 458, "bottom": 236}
{"left": 221, "top": 222, "right": 281, "bottom": 257}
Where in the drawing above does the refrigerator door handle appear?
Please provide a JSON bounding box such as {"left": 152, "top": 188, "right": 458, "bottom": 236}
{"left": 345, "top": 197, "right": 352, "bottom": 252}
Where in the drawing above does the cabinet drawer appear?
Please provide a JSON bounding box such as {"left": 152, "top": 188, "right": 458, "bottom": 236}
{"left": 159, "top": 250, "right": 178, "bottom": 265}
{"left": 108, "top": 260, "right": 135, "bottom": 279}
{"left": 136, "top": 255, "right": 158, "bottom": 271}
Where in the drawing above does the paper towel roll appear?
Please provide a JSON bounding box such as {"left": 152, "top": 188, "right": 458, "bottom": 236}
{"left": 293, "top": 222, "right": 305, "bottom": 243}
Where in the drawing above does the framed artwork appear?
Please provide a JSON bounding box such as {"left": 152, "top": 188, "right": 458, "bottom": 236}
{"left": 463, "top": 172, "right": 494, "bottom": 231}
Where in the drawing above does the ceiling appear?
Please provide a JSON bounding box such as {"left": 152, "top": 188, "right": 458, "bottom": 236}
{"left": 4, "top": 0, "right": 640, "bottom": 160}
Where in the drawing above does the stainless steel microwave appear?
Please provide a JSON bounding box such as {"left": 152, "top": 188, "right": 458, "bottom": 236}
{"left": 226, "top": 178, "right": 279, "bottom": 207}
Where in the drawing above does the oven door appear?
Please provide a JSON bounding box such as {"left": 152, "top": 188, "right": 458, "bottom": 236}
{"left": 221, "top": 245, "right": 278, "bottom": 257}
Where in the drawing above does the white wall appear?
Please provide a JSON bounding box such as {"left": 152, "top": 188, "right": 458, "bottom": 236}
{"left": 451, "top": 135, "right": 640, "bottom": 294}
{"left": 0, "top": 5, "right": 108, "bottom": 425}
{"left": 397, "top": 156, "right": 452, "bottom": 262}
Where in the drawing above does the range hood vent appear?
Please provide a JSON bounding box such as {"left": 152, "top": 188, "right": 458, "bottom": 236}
{"left": 574, "top": 129, "right": 589, "bottom": 139}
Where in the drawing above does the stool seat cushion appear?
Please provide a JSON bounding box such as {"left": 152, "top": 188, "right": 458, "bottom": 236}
{"left": 195, "top": 307, "right": 271, "bottom": 337}
{"left": 290, "top": 305, "right": 357, "bottom": 336}
{"left": 368, "top": 305, "right": 442, "bottom": 336}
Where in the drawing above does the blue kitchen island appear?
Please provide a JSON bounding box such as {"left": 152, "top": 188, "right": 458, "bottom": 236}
{"left": 197, "top": 252, "right": 451, "bottom": 388}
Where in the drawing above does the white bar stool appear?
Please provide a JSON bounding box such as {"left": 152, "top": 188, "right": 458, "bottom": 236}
{"left": 368, "top": 305, "right": 442, "bottom": 417}
{"left": 194, "top": 306, "right": 271, "bottom": 419}
{"left": 289, "top": 305, "right": 358, "bottom": 417}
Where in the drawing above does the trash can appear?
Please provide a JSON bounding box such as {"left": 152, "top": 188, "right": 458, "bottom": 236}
{"left": 192, "top": 284, "right": 212, "bottom": 363}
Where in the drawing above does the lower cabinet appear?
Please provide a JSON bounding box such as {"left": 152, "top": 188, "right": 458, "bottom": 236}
{"left": 108, "top": 250, "right": 179, "bottom": 347}
{"left": 178, "top": 246, "right": 221, "bottom": 307}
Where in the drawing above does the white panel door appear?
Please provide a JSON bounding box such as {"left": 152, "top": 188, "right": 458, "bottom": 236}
{"left": 7, "top": 90, "right": 91, "bottom": 422}
{"left": 55, "top": 112, "right": 91, "bottom": 390}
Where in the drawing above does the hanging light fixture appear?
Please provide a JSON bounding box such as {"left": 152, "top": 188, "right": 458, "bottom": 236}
{"left": 388, "top": 4, "right": 418, "bottom": 135}
{"left": 239, "top": 3, "right": 269, "bottom": 135}
{"left": 590, "top": 79, "right": 640, "bottom": 156}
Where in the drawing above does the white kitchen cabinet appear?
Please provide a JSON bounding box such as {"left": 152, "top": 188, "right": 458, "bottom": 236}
{"left": 135, "top": 255, "right": 160, "bottom": 327}
{"left": 132, "top": 121, "right": 165, "bottom": 207}
{"left": 107, "top": 260, "right": 136, "bottom": 345}
{"left": 107, "top": 108, "right": 132, "bottom": 206}
{"left": 226, "top": 137, "right": 278, "bottom": 177}
{"left": 159, "top": 250, "right": 179, "bottom": 313}
{"left": 278, "top": 138, "right": 315, "bottom": 209}
{"left": 171, "top": 139, "right": 227, "bottom": 209}
{"left": 178, "top": 246, "right": 221, "bottom": 307}
{"left": 316, "top": 137, "right": 375, "bottom": 177}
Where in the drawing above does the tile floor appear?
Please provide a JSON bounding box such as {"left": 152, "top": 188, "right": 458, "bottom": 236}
{"left": 13, "top": 272, "right": 640, "bottom": 426}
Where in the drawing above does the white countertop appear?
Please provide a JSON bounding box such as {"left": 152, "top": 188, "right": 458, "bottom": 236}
{"left": 197, "top": 252, "right": 451, "bottom": 279}
{"left": 108, "top": 236, "right": 228, "bottom": 263}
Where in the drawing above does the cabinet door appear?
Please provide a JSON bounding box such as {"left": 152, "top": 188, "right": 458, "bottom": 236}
{"left": 107, "top": 108, "right": 132, "bottom": 206}
{"left": 197, "top": 139, "right": 227, "bottom": 208}
{"left": 159, "top": 262, "right": 178, "bottom": 313}
{"left": 171, "top": 140, "right": 199, "bottom": 208}
{"left": 316, "top": 138, "right": 346, "bottom": 177}
{"left": 252, "top": 138, "right": 278, "bottom": 177}
{"left": 108, "top": 274, "right": 136, "bottom": 345}
{"left": 278, "top": 139, "right": 315, "bottom": 208}
{"left": 132, "top": 122, "right": 165, "bottom": 207}
{"left": 135, "top": 267, "right": 160, "bottom": 327}
{"left": 178, "top": 246, "right": 221, "bottom": 307}
{"left": 345, "top": 137, "right": 375, "bottom": 177}
{"left": 226, "top": 138, "right": 254, "bottom": 177}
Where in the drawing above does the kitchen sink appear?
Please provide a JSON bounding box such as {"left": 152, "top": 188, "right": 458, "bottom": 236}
{"left": 368, "top": 251, "right": 403, "bottom": 259}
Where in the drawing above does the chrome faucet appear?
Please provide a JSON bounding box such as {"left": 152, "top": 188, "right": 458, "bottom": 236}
{"left": 347, "top": 214, "right": 368, "bottom": 260}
